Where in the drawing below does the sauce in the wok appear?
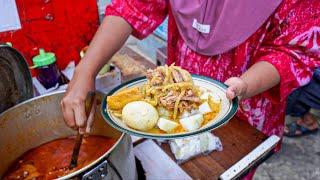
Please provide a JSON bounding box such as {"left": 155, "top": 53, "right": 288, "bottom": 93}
{"left": 3, "top": 135, "right": 116, "bottom": 180}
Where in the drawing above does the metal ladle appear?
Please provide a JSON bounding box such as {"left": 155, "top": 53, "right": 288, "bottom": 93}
{"left": 69, "top": 91, "right": 96, "bottom": 169}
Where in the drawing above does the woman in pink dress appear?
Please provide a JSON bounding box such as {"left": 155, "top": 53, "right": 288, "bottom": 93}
{"left": 61, "top": 0, "right": 320, "bottom": 178}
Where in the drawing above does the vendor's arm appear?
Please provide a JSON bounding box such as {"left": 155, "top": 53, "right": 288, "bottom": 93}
{"left": 77, "top": 16, "right": 132, "bottom": 79}
{"left": 61, "top": 16, "right": 132, "bottom": 133}
{"left": 61, "top": 0, "right": 168, "bottom": 133}
{"left": 225, "top": 61, "right": 280, "bottom": 100}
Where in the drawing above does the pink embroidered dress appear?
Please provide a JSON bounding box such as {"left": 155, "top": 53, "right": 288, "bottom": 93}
{"left": 105, "top": 0, "right": 320, "bottom": 139}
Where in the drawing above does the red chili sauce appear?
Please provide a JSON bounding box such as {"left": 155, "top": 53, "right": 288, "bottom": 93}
{"left": 3, "top": 135, "right": 116, "bottom": 179}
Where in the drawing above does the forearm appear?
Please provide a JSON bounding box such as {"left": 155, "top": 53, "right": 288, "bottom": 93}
{"left": 75, "top": 16, "right": 132, "bottom": 79}
{"left": 241, "top": 61, "right": 280, "bottom": 98}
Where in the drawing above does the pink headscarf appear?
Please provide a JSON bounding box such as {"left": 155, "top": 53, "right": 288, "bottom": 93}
{"left": 170, "top": 0, "right": 282, "bottom": 56}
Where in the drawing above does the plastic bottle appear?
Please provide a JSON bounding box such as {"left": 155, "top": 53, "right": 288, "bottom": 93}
{"left": 31, "top": 49, "right": 61, "bottom": 89}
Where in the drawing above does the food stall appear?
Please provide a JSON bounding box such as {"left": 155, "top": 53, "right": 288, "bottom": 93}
{"left": 0, "top": 1, "right": 281, "bottom": 179}
{"left": 0, "top": 42, "right": 281, "bottom": 179}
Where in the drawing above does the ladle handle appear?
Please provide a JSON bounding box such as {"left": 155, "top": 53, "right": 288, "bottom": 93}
{"left": 69, "top": 91, "right": 96, "bottom": 169}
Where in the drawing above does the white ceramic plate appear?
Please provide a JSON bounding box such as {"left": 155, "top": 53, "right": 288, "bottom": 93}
{"left": 101, "top": 75, "right": 239, "bottom": 139}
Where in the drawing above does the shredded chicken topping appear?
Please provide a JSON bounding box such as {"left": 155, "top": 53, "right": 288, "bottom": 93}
{"left": 143, "top": 65, "right": 201, "bottom": 120}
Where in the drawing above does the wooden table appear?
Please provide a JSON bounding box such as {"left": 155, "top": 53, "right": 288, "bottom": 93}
{"left": 132, "top": 117, "right": 279, "bottom": 180}
{"left": 118, "top": 47, "right": 156, "bottom": 70}
{"left": 117, "top": 46, "right": 156, "bottom": 82}
{"left": 160, "top": 117, "right": 266, "bottom": 179}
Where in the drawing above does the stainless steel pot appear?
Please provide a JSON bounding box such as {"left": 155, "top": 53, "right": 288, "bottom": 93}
{"left": 0, "top": 91, "right": 137, "bottom": 180}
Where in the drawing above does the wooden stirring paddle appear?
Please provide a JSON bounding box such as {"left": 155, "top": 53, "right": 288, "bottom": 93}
{"left": 69, "top": 91, "right": 96, "bottom": 169}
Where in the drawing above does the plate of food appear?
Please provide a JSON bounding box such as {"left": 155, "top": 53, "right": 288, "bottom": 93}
{"left": 101, "top": 65, "right": 238, "bottom": 139}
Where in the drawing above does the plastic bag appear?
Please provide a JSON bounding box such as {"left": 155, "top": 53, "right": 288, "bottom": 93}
{"left": 168, "top": 132, "right": 223, "bottom": 164}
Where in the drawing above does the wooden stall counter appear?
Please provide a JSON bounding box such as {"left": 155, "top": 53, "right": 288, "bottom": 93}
{"left": 111, "top": 47, "right": 156, "bottom": 82}
{"left": 160, "top": 117, "right": 268, "bottom": 179}
{"left": 133, "top": 118, "right": 279, "bottom": 180}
